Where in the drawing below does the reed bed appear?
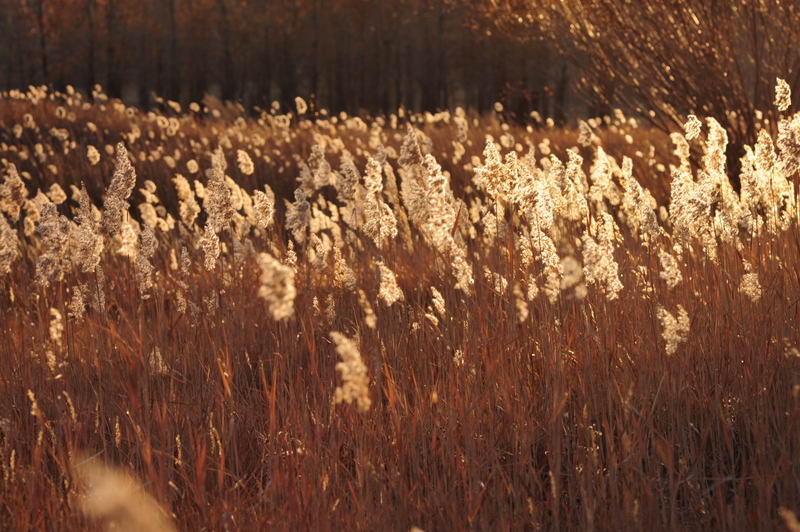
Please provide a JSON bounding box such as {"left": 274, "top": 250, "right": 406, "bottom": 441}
{"left": 0, "top": 85, "right": 798, "bottom": 530}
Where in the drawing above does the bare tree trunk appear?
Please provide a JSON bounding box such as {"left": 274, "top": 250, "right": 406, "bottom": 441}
{"left": 166, "top": 0, "right": 178, "bottom": 100}
{"left": 106, "top": 0, "right": 120, "bottom": 96}
{"left": 435, "top": 7, "right": 446, "bottom": 109}
{"left": 86, "top": 0, "right": 96, "bottom": 87}
{"left": 34, "top": 0, "right": 48, "bottom": 82}
{"left": 0, "top": 0, "right": 11, "bottom": 89}
{"left": 218, "top": 0, "right": 233, "bottom": 100}
{"left": 311, "top": 0, "right": 319, "bottom": 103}
{"left": 554, "top": 58, "right": 568, "bottom": 124}
{"left": 374, "top": 1, "right": 388, "bottom": 110}
{"left": 260, "top": 5, "right": 272, "bottom": 105}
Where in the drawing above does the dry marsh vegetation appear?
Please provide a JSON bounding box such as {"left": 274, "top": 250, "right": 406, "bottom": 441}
{"left": 0, "top": 85, "right": 799, "bottom": 530}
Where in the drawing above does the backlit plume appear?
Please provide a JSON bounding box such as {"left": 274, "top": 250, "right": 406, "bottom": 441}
{"left": 257, "top": 252, "right": 296, "bottom": 320}
{"left": 101, "top": 143, "right": 136, "bottom": 238}
{"left": 775, "top": 78, "right": 792, "bottom": 112}
{"left": 331, "top": 331, "right": 371, "bottom": 413}
{"left": 72, "top": 455, "right": 177, "bottom": 532}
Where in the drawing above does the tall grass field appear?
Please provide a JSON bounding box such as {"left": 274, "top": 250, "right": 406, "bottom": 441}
{"left": 0, "top": 85, "right": 799, "bottom": 530}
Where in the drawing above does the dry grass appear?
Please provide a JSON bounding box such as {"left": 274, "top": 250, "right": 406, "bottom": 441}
{"left": 0, "top": 86, "right": 798, "bottom": 531}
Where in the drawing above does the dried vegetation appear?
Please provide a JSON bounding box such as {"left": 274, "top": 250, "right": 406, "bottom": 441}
{"left": 0, "top": 84, "right": 798, "bottom": 530}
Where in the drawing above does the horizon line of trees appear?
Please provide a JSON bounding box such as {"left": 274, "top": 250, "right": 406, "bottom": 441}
{"left": 1, "top": 0, "right": 581, "bottom": 119}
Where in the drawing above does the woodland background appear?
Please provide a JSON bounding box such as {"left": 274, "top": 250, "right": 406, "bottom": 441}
{"left": 0, "top": 0, "right": 575, "bottom": 117}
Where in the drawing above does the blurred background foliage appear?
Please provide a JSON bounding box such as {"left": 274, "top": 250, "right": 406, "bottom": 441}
{"left": 3, "top": 0, "right": 799, "bottom": 145}
{"left": 0, "top": 0, "right": 574, "bottom": 119}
